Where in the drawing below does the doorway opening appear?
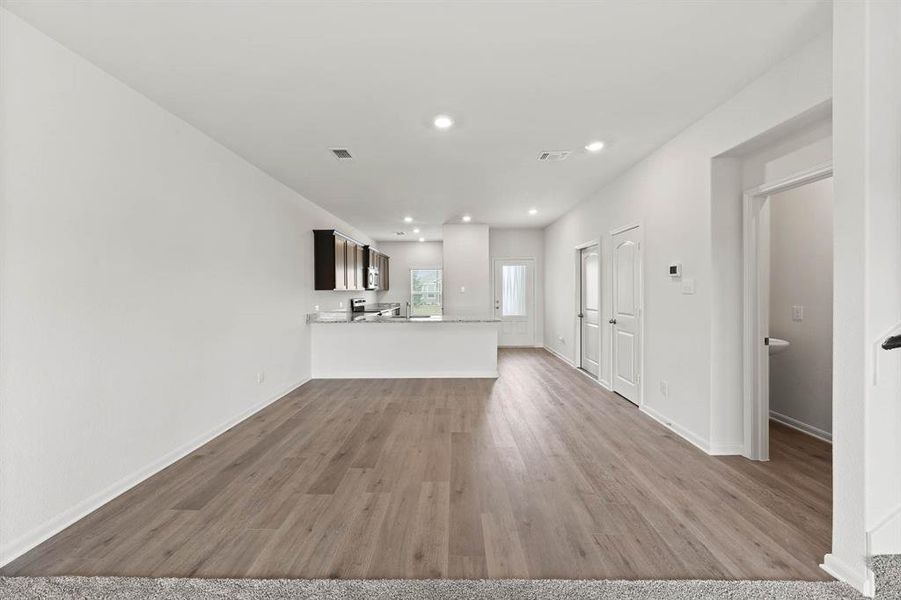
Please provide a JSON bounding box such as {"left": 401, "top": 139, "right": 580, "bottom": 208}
{"left": 493, "top": 258, "right": 536, "bottom": 347}
{"left": 577, "top": 244, "right": 601, "bottom": 378}
{"left": 743, "top": 163, "right": 833, "bottom": 460}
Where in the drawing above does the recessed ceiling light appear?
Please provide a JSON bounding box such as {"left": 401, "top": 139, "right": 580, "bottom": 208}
{"left": 433, "top": 115, "right": 454, "bottom": 130}
{"left": 403, "top": 216, "right": 413, "bottom": 223}
{"left": 419, "top": 237, "right": 425, "bottom": 242}
{"left": 413, "top": 228, "right": 420, "bottom": 233}
{"left": 528, "top": 208, "right": 538, "bottom": 216}
{"left": 585, "top": 141, "right": 605, "bottom": 153}
{"left": 462, "top": 215, "right": 472, "bottom": 222}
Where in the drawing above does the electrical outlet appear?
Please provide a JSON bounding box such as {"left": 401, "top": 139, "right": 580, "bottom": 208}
{"left": 314, "top": 305, "right": 319, "bottom": 312}
{"left": 460, "top": 286, "right": 466, "bottom": 293}
{"left": 338, "top": 301, "right": 344, "bottom": 308}
{"left": 660, "top": 380, "right": 669, "bottom": 398}
{"left": 681, "top": 278, "right": 695, "bottom": 295}
{"left": 792, "top": 305, "right": 804, "bottom": 321}
{"left": 256, "top": 371, "right": 265, "bottom": 384}
{"left": 558, "top": 335, "right": 565, "bottom": 343}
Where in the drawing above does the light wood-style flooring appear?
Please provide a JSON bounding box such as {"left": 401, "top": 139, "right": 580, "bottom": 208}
{"left": 2, "top": 348, "right": 832, "bottom": 580}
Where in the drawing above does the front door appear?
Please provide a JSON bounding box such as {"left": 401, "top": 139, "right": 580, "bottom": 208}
{"left": 580, "top": 245, "right": 600, "bottom": 377}
{"left": 493, "top": 259, "right": 535, "bottom": 347}
{"left": 612, "top": 227, "right": 640, "bottom": 404}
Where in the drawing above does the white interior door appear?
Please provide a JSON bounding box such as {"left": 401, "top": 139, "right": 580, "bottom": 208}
{"left": 493, "top": 259, "right": 534, "bottom": 347}
{"left": 580, "top": 245, "right": 600, "bottom": 377}
{"left": 612, "top": 227, "right": 640, "bottom": 404}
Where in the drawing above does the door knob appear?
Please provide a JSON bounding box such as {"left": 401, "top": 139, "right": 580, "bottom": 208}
{"left": 609, "top": 318, "right": 617, "bottom": 325}
{"left": 577, "top": 313, "right": 584, "bottom": 318}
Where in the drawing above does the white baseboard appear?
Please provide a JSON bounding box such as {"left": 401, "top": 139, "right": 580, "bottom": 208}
{"left": 542, "top": 346, "right": 613, "bottom": 391}
{"left": 769, "top": 410, "right": 832, "bottom": 443}
{"left": 0, "top": 376, "right": 311, "bottom": 568}
{"left": 641, "top": 404, "right": 741, "bottom": 456}
{"left": 707, "top": 441, "right": 745, "bottom": 455}
{"left": 821, "top": 553, "right": 875, "bottom": 597}
{"left": 542, "top": 345, "right": 574, "bottom": 366}
{"left": 313, "top": 371, "right": 498, "bottom": 379}
{"left": 640, "top": 404, "right": 712, "bottom": 454}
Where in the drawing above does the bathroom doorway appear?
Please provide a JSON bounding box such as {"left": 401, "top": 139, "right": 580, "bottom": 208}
{"left": 742, "top": 163, "right": 832, "bottom": 460}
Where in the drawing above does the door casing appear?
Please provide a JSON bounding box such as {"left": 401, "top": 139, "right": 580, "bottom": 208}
{"left": 573, "top": 240, "right": 604, "bottom": 383}
{"left": 742, "top": 162, "right": 833, "bottom": 461}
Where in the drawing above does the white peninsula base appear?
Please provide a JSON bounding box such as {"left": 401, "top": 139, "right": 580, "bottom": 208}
{"left": 310, "top": 321, "right": 499, "bottom": 378}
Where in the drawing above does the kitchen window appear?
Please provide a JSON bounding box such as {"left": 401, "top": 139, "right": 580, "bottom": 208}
{"left": 410, "top": 268, "right": 442, "bottom": 316}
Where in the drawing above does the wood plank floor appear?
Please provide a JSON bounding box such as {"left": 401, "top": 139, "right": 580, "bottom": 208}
{"left": 1, "top": 348, "right": 832, "bottom": 580}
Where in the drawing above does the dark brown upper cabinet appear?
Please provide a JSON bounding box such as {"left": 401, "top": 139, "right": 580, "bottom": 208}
{"left": 314, "top": 230, "right": 389, "bottom": 291}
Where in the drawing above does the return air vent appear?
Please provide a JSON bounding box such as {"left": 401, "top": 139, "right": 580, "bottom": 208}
{"left": 537, "top": 151, "right": 570, "bottom": 162}
{"left": 330, "top": 148, "right": 353, "bottom": 160}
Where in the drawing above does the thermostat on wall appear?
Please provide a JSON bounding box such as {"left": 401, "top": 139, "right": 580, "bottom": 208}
{"left": 668, "top": 263, "right": 682, "bottom": 278}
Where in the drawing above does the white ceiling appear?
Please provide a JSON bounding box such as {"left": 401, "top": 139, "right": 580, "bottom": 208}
{"left": 5, "top": 0, "right": 832, "bottom": 241}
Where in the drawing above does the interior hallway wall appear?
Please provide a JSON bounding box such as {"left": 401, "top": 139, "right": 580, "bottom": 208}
{"left": 543, "top": 31, "right": 832, "bottom": 453}
{"left": 0, "top": 11, "right": 375, "bottom": 566}
{"left": 768, "top": 178, "right": 833, "bottom": 439}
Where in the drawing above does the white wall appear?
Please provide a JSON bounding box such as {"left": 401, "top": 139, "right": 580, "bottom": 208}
{"left": 489, "top": 228, "right": 544, "bottom": 345}
{"left": 768, "top": 178, "right": 833, "bottom": 438}
{"left": 543, "top": 32, "right": 832, "bottom": 454}
{"left": 828, "top": 0, "right": 901, "bottom": 593}
{"left": 0, "top": 11, "right": 376, "bottom": 565}
{"left": 442, "top": 224, "right": 490, "bottom": 317}
{"left": 375, "top": 241, "right": 443, "bottom": 308}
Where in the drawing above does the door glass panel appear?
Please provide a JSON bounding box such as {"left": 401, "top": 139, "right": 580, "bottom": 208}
{"left": 502, "top": 265, "right": 527, "bottom": 316}
{"left": 584, "top": 251, "right": 599, "bottom": 310}
{"left": 616, "top": 242, "right": 635, "bottom": 315}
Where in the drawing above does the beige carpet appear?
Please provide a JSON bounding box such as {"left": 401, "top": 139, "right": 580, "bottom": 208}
{"left": 0, "top": 577, "right": 864, "bottom": 599}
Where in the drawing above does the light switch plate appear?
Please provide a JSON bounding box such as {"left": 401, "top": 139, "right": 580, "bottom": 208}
{"left": 792, "top": 305, "right": 804, "bottom": 321}
{"left": 681, "top": 278, "right": 695, "bottom": 295}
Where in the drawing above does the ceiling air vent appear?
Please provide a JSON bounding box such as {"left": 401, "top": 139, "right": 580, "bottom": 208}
{"left": 538, "top": 151, "right": 570, "bottom": 162}
{"left": 394, "top": 231, "right": 406, "bottom": 236}
{"left": 330, "top": 148, "right": 353, "bottom": 160}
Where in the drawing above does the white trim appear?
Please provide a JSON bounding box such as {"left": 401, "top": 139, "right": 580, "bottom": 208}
{"left": 742, "top": 162, "right": 833, "bottom": 461}
{"left": 543, "top": 346, "right": 612, "bottom": 391}
{"left": 641, "top": 405, "right": 742, "bottom": 456}
{"left": 867, "top": 503, "right": 901, "bottom": 557}
{"left": 574, "top": 239, "right": 603, "bottom": 381}
{"left": 640, "top": 405, "right": 711, "bottom": 454}
{"left": 543, "top": 344, "right": 574, "bottom": 366}
{"left": 821, "top": 554, "right": 875, "bottom": 598}
{"left": 314, "top": 371, "right": 498, "bottom": 379}
{"left": 872, "top": 319, "right": 901, "bottom": 385}
{"left": 609, "top": 222, "right": 641, "bottom": 236}
{"left": 707, "top": 441, "right": 745, "bottom": 456}
{"left": 769, "top": 410, "right": 832, "bottom": 443}
{"left": 0, "top": 376, "right": 311, "bottom": 567}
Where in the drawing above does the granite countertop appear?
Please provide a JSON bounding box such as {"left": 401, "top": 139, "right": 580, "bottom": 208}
{"left": 307, "top": 312, "right": 500, "bottom": 324}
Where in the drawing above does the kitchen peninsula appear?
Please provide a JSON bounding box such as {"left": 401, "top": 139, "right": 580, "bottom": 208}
{"left": 308, "top": 313, "right": 500, "bottom": 378}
